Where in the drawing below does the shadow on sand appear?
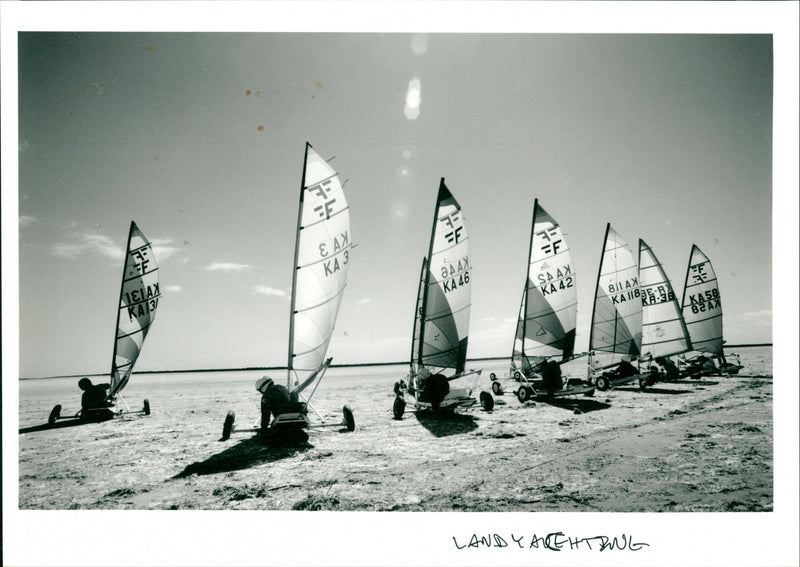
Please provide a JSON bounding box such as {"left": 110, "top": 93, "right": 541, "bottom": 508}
{"left": 19, "top": 416, "right": 113, "bottom": 434}
{"left": 414, "top": 411, "right": 479, "bottom": 438}
{"left": 173, "top": 435, "right": 312, "bottom": 478}
{"left": 540, "top": 397, "right": 612, "bottom": 414}
{"left": 615, "top": 386, "right": 693, "bottom": 395}
{"left": 688, "top": 379, "right": 721, "bottom": 386}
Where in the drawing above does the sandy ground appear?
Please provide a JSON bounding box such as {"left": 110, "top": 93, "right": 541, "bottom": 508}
{"left": 18, "top": 347, "right": 772, "bottom": 512}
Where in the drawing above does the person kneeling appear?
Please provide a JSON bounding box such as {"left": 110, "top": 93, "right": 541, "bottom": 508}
{"left": 78, "top": 378, "right": 115, "bottom": 421}
{"left": 256, "top": 376, "right": 308, "bottom": 443}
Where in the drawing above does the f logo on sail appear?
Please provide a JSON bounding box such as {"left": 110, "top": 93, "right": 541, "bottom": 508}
{"left": 445, "top": 226, "right": 463, "bottom": 244}
{"left": 311, "top": 179, "right": 337, "bottom": 219}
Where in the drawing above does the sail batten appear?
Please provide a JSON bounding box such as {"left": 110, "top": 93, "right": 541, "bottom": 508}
{"left": 286, "top": 143, "right": 351, "bottom": 388}
{"left": 110, "top": 221, "right": 160, "bottom": 398}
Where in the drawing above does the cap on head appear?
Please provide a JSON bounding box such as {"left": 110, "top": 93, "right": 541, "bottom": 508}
{"left": 78, "top": 377, "right": 92, "bottom": 390}
{"left": 255, "top": 376, "right": 274, "bottom": 393}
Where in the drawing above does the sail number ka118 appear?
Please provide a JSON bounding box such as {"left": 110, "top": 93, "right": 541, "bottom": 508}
{"left": 608, "top": 277, "right": 640, "bottom": 305}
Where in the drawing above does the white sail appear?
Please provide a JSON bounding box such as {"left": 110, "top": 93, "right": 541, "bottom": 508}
{"left": 512, "top": 200, "right": 577, "bottom": 375}
{"left": 110, "top": 221, "right": 160, "bottom": 397}
{"left": 639, "top": 239, "right": 692, "bottom": 359}
{"left": 287, "top": 143, "right": 352, "bottom": 388}
{"left": 409, "top": 257, "right": 427, "bottom": 376}
{"left": 417, "top": 179, "right": 471, "bottom": 376}
{"left": 680, "top": 245, "right": 723, "bottom": 356}
{"left": 589, "top": 224, "right": 642, "bottom": 367}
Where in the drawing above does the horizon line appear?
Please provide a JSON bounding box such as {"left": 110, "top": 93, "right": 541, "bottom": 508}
{"left": 18, "top": 343, "right": 773, "bottom": 380}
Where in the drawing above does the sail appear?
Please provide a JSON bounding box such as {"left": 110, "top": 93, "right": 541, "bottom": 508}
{"left": 639, "top": 239, "right": 692, "bottom": 358}
{"left": 110, "top": 221, "right": 160, "bottom": 397}
{"left": 511, "top": 284, "right": 535, "bottom": 375}
{"left": 514, "top": 200, "right": 577, "bottom": 373}
{"left": 287, "top": 143, "right": 352, "bottom": 388}
{"left": 409, "top": 257, "right": 427, "bottom": 375}
{"left": 680, "top": 245, "right": 723, "bottom": 356}
{"left": 418, "top": 179, "right": 471, "bottom": 375}
{"left": 589, "top": 224, "right": 642, "bottom": 362}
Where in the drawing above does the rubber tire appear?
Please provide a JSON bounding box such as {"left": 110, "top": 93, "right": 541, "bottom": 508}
{"left": 480, "top": 391, "right": 494, "bottom": 411}
{"left": 596, "top": 376, "right": 610, "bottom": 391}
{"left": 489, "top": 372, "right": 497, "bottom": 380}
{"left": 222, "top": 411, "right": 235, "bottom": 441}
{"left": 343, "top": 405, "right": 355, "bottom": 432}
{"left": 143, "top": 399, "right": 150, "bottom": 415}
{"left": 48, "top": 404, "right": 62, "bottom": 425}
{"left": 392, "top": 396, "right": 406, "bottom": 420}
{"left": 491, "top": 381, "right": 503, "bottom": 395}
{"left": 517, "top": 387, "right": 531, "bottom": 403}
{"left": 514, "top": 371, "right": 522, "bottom": 380}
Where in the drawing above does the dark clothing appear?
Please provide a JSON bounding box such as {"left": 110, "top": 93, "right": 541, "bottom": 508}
{"left": 260, "top": 383, "right": 302, "bottom": 429}
{"left": 660, "top": 358, "right": 680, "bottom": 381}
{"left": 418, "top": 373, "right": 450, "bottom": 412}
{"left": 80, "top": 383, "right": 113, "bottom": 420}
{"left": 614, "top": 360, "right": 637, "bottom": 378}
{"left": 540, "top": 361, "right": 564, "bottom": 396}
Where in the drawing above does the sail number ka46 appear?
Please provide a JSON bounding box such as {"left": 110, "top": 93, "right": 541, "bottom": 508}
{"left": 440, "top": 256, "right": 470, "bottom": 293}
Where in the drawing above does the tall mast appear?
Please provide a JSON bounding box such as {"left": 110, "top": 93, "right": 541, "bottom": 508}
{"left": 110, "top": 220, "right": 136, "bottom": 382}
{"left": 589, "top": 222, "right": 611, "bottom": 353}
{"left": 520, "top": 199, "right": 539, "bottom": 361}
{"left": 417, "top": 178, "right": 448, "bottom": 368}
{"left": 286, "top": 142, "right": 311, "bottom": 387}
{"left": 410, "top": 257, "right": 426, "bottom": 368}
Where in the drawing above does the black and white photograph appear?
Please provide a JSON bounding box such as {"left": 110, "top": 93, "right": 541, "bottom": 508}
{"left": 2, "top": 2, "right": 798, "bottom": 566}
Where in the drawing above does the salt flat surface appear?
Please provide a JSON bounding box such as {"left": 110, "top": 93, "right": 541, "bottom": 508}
{"left": 18, "top": 347, "right": 772, "bottom": 512}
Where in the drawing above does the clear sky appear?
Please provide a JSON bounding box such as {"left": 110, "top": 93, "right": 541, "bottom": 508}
{"left": 11, "top": 31, "right": 777, "bottom": 378}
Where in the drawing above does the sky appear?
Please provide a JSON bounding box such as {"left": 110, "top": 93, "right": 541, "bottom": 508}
{"left": 10, "top": 30, "right": 779, "bottom": 378}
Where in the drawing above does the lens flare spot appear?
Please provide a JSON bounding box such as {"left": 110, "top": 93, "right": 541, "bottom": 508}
{"left": 404, "top": 78, "right": 421, "bottom": 120}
